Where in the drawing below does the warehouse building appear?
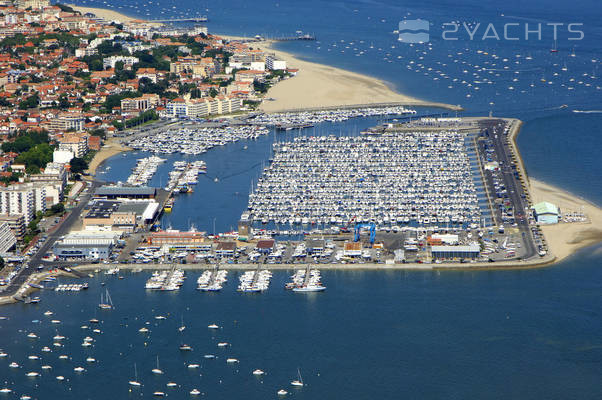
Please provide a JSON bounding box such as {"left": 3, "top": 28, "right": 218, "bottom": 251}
{"left": 53, "top": 232, "right": 119, "bottom": 260}
{"left": 95, "top": 186, "right": 156, "bottom": 200}
{"left": 431, "top": 244, "right": 480, "bottom": 260}
{"left": 83, "top": 199, "right": 159, "bottom": 231}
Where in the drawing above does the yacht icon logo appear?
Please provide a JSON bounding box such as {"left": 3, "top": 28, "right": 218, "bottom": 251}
{"left": 398, "top": 19, "right": 430, "bottom": 43}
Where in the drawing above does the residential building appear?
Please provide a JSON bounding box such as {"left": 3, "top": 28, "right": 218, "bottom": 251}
{"left": 58, "top": 133, "right": 88, "bottom": 158}
{"left": 0, "top": 221, "right": 17, "bottom": 253}
{"left": 0, "top": 215, "right": 25, "bottom": 241}
{"left": 265, "top": 55, "right": 287, "bottom": 70}
{"left": 0, "top": 185, "right": 42, "bottom": 224}
{"left": 102, "top": 55, "right": 139, "bottom": 69}
{"left": 120, "top": 93, "right": 160, "bottom": 112}
{"left": 49, "top": 113, "right": 85, "bottom": 132}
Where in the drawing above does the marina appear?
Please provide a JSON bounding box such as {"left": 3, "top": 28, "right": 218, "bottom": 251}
{"left": 124, "top": 107, "right": 417, "bottom": 155}
{"left": 126, "top": 125, "right": 271, "bottom": 155}
{"left": 247, "top": 127, "right": 483, "bottom": 228}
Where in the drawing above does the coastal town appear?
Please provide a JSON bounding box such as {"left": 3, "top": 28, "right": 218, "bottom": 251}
{"left": 0, "top": 0, "right": 600, "bottom": 399}
{"left": 0, "top": 0, "right": 599, "bottom": 307}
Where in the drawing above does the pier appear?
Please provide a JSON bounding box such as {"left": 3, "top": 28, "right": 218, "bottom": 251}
{"left": 271, "top": 34, "right": 316, "bottom": 41}
{"left": 148, "top": 16, "right": 208, "bottom": 23}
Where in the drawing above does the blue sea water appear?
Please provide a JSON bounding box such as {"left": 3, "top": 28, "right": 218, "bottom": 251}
{"left": 3, "top": 0, "right": 601, "bottom": 398}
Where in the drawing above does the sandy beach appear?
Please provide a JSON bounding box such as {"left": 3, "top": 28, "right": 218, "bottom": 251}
{"left": 67, "top": 4, "right": 162, "bottom": 26}
{"left": 528, "top": 178, "right": 602, "bottom": 262}
{"left": 252, "top": 40, "right": 461, "bottom": 112}
{"left": 87, "top": 138, "right": 130, "bottom": 175}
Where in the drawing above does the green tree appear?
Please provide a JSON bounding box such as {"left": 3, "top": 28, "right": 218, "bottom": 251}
{"left": 69, "top": 157, "right": 88, "bottom": 174}
{"left": 58, "top": 94, "right": 70, "bottom": 109}
{"left": 18, "top": 93, "right": 39, "bottom": 109}
{"left": 50, "top": 203, "right": 65, "bottom": 215}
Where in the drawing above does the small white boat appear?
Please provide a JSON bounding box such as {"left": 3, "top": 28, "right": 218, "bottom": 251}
{"left": 152, "top": 356, "right": 163, "bottom": 374}
{"left": 86, "top": 357, "right": 96, "bottom": 363}
{"left": 226, "top": 358, "right": 239, "bottom": 363}
{"left": 25, "top": 372, "right": 39, "bottom": 377}
{"left": 56, "top": 375, "right": 65, "bottom": 381}
{"left": 190, "top": 389, "right": 201, "bottom": 395}
{"left": 253, "top": 369, "right": 265, "bottom": 376}
{"left": 187, "top": 364, "right": 200, "bottom": 369}
{"left": 217, "top": 342, "right": 229, "bottom": 347}
{"left": 9, "top": 362, "right": 19, "bottom": 368}
{"left": 208, "top": 324, "right": 219, "bottom": 329}
{"left": 277, "top": 389, "right": 288, "bottom": 396}
{"left": 0, "top": 389, "right": 12, "bottom": 394}
{"left": 59, "top": 355, "right": 68, "bottom": 360}
{"left": 27, "top": 355, "right": 39, "bottom": 360}
{"left": 166, "top": 382, "right": 177, "bottom": 387}
{"left": 74, "top": 366, "right": 85, "bottom": 372}
{"left": 27, "top": 333, "right": 37, "bottom": 339}
{"left": 139, "top": 327, "right": 149, "bottom": 333}
{"left": 129, "top": 363, "right": 141, "bottom": 386}
{"left": 153, "top": 392, "right": 165, "bottom": 397}
{"left": 41, "top": 365, "right": 52, "bottom": 370}
{"left": 291, "top": 368, "right": 304, "bottom": 387}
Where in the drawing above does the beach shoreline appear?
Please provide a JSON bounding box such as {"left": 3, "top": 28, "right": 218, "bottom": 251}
{"left": 87, "top": 138, "right": 130, "bottom": 175}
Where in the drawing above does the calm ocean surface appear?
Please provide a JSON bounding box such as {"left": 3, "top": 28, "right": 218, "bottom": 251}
{"left": 2, "top": 0, "right": 601, "bottom": 398}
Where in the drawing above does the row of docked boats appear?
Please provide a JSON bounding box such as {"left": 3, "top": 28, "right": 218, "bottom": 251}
{"left": 164, "top": 160, "right": 207, "bottom": 193}
{"left": 285, "top": 268, "right": 326, "bottom": 292}
{"left": 237, "top": 270, "right": 272, "bottom": 292}
{"left": 251, "top": 106, "right": 417, "bottom": 129}
{"left": 145, "top": 269, "right": 185, "bottom": 291}
{"left": 247, "top": 131, "right": 482, "bottom": 228}
{"left": 54, "top": 283, "right": 89, "bottom": 292}
{"left": 126, "top": 156, "right": 166, "bottom": 186}
{"left": 196, "top": 270, "right": 228, "bottom": 291}
{"left": 126, "top": 125, "right": 270, "bottom": 155}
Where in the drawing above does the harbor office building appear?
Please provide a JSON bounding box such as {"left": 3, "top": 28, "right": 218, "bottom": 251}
{"left": 431, "top": 244, "right": 480, "bottom": 261}
{"left": 533, "top": 202, "right": 560, "bottom": 224}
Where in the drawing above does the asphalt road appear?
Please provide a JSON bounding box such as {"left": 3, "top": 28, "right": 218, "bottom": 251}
{"left": 479, "top": 119, "right": 536, "bottom": 259}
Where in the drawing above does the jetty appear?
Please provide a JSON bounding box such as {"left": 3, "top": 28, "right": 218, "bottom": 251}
{"left": 271, "top": 34, "right": 316, "bottom": 41}
{"left": 148, "top": 16, "right": 208, "bottom": 23}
